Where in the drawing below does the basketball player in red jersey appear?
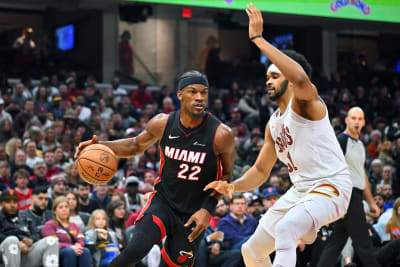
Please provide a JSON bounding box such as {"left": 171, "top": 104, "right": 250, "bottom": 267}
{"left": 75, "top": 70, "right": 235, "bottom": 267}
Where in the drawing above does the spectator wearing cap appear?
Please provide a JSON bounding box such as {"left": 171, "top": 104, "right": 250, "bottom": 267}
{"left": 124, "top": 176, "right": 144, "bottom": 212}
{"left": 218, "top": 193, "right": 258, "bottom": 250}
{"left": 227, "top": 107, "right": 248, "bottom": 139}
{"left": 130, "top": 82, "right": 152, "bottom": 110}
{"left": 14, "top": 168, "right": 32, "bottom": 210}
{"left": 24, "top": 140, "right": 42, "bottom": 170}
{"left": 3, "top": 87, "right": 21, "bottom": 118}
{"left": 43, "top": 150, "right": 61, "bottom": 180}
{"left": 77, "top": 180, "right": 100, "bottom": 213}
{"left": 0, "top": 97, "right": 12, "bottom": 122}
{"left": 248, "top": 196, "right": 264, "bottom": 221}
{"left": 20, "top": 186, "right": 52, "bottom": 229}
{"left": 50, "top": 95, "right": 65, "bottom": 120}
{"left": 91, "top": 184, "right": 111, "bottom": 210}
{"left": 0, "top": 188, "right": 59, "bottom": 267}
{"left": 35, "top": 105, "right": 52, "bottom": 131}
{"left": 48, "top": 173, "right": 67, "bottom": 209}
{"left": 0, "top": 161, "right": 13, "bottom": 190}
{"left": 262, "top": 187, "right": 280, "bottom": 211}
{"left": 13, "top": 99, "right": 34, "bottom": 137}
{"left": 28, "top": 160, "right": 49, "bottom": 189}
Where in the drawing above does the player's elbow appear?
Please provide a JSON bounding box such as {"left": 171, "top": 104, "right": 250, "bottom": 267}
{"left": 292, "top": 73, "right": 309, "bottom": 87}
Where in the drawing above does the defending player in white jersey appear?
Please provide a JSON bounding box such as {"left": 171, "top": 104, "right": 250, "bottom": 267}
{"left": 204, "top": 4, "right": 353, "bottom": 267}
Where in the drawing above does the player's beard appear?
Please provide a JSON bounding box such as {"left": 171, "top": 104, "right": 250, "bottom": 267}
{"left": 269, "top": 79, "right": 289, "bottom": 101}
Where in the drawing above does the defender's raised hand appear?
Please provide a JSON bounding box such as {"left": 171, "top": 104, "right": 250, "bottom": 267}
{"left": 246, "top": 3, "right": 264, "bottom": 40}
{"left": 203, "top": 180, "right": 234, "bottom": 199}
{"left": 74, "top": 135, "right": 98, "bottom": 159}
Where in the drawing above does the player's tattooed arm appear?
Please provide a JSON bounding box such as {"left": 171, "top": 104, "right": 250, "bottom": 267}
{"left": 97, "top": 113, "right": 168, "bottom": 158}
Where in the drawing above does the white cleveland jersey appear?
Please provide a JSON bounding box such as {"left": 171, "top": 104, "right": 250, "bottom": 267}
{"left": 269, "top": 98, "right": 349, "bottom": 186}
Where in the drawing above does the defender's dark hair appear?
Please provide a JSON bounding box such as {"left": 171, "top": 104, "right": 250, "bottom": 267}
{"left": 265, "top": 49, "right": 312, "bottom": 78}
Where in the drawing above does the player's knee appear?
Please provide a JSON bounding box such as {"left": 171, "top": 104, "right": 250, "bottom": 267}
{"left": 275, "top": 218, "right": 294, "bottom": 237}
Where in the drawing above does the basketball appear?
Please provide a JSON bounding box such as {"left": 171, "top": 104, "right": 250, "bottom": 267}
{"left": 75, "top": 144, "right": 118, "bottom": 185}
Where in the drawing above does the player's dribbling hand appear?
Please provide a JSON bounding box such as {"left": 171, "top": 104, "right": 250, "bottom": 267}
{"left": 184, "top": 209, "right": 211, "bottom": 243}
{"left": 74, "top": 135, "right": 98, "bottom": 159}
{"left": 245, "top": 3, "right": 263, "bottom": 40}
{"left": 203, "top": 181, "right": 234, "bottom": 199}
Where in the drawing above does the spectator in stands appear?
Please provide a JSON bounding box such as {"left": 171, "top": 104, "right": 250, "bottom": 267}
{"left": 13, "top": 168, "right": 32, "bottom": 210}
{"left": 10, "top": 149, "right": 29, "bottom": 176}
{"left": 0, "top": 144, "right": 7, "bottom": 163}
{"left": 0, "top": 97, "right": 13, "bottom": 123}
{"left": 120, "top": 103, "right": 137, "bottom": 129}
{"left": 44, "top": 150, "right": 61, "bottom": 180}
{"left": 0, "top": 119, "right": 17, "bottom": 144}
{"left": 369, "top": 159, "right": 383, "bottom": 190}
{"left": 383, "top": 184, "right": 394, "bottom": 210}
{"left": 367, "top": 130, "right": 382, "bottom": 158}
{"left": 34, "top": 86, "right": 50, "bottom": 111}
{"left": 48, "top": 173, "right": 67, "bottom": 206}
{"left": 92, "top": 184, "right": 111, "bottom": 210}
{"left": 138, "top": 144, "right": 159, "bottom": 174}
{"left": 218, "top": 193, "right": 258, "bottom": 250}
{"left": 13, "top": 99, "right": 34, "bottom": 137}
{"left": 224, "top": 80, "right": 242, "bottom": 109}
{"left": 41, "top": 127, "right": 59, "bottom": 152}
{"left": 379, "top": 141, "right": 395, "bottom": 167}
{"left": 248, "top": 196, "right": 264, "bottom": 221}
{"left": 66, "top": 191, "right": 90, "bottom": 231}
{"left": 143, "top": 170, "right": 157, "bottom": 193}
{"left": 119, "top": 30, "right": 133, "bottom": 75}
{"left": 12, "top": 83, "right": 27, "bottom": 109}
{"left": 0, "top": 160, "right": 13, "bottom": 190}
{"left": 5, "top": 137, "right": 21, "bottom": 162}
{"left": 0, "top": 189, "right": 59, "bottom": 267}
{"left": 262, "top": 187, "right": 280, "bottom": 211}
{"left": 77, "top": 180, "right": 100, "bottom": 213}
{"left": 107, "top": 200, "right": 127, "bottom": 248}
{"left": 374, "top": 193, "right": 386, "bottom": 215}
{"left": 63, "top": 163, "right": 78, "bottom": 190}
{"left": 85, "top": 209, "right": 119, "bottom": 267}
{"left": 24, "top": 140, "right": 42, "bottom": 169}
{"left": 227, "top": 108, "right": 248, "bottom": 140}
{"left": 385, "top": 197, "right": 400, "bottom": 240}
{"left": 238, "top": 85, "right": 261, "bottom": 129}
{"left": 131, "top": 82, "right": 152, "bottom": 110}
{"left": 123, "top": 176, "right": 143, "bottom": 212}
{"left": 20, "top": 186, "right": 52, "bottom": 228}
{"left": 42, "top": 196, "right": 92, "bottom": 267}
{"left": 28, "top": 160, "right": 48, "bottom": 189}
{"left": 210, "top": 98, "right": 228, "bottom": 122}
{"left": 209, "top": 198, "right": 229, "bottom": 230}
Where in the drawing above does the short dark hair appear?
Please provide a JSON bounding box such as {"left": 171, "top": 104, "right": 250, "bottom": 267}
{"left": 32, "top": 185, "right": 48, "bottom": 195}
{"left": 230, "top": 193, "right": 246, "bottom": 204}
{"left": 78, "top": 179, "right": 90, "bottom": 187}
{"left": 265, "top": 49, "right": 312, "bottom": 78}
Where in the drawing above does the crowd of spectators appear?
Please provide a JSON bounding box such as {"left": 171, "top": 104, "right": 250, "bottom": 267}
{"left": 0, "top": 53, "right": 399, "bottom": 267}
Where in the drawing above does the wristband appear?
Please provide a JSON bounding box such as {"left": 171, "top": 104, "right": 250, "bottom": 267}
{"left": 250, "top": 34, "right": 263, "bottom": 41}
{"left": 229, "top": 183, "right": 235, "bottom": 193}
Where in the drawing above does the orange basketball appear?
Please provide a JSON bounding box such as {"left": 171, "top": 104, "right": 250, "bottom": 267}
{"left": 75, "top": 144, "right": 118, "bottom": 185}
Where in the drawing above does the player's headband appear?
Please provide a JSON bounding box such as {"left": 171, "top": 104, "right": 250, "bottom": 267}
{"left": 178, "top": 76, "right": 209, "bottom": 91}
{"left": 267, "top": 64, "right": 282, "bottom": 74}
